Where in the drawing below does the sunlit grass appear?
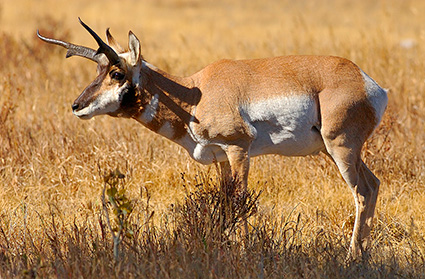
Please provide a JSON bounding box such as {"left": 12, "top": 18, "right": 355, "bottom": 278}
{"left": 1, "top": 0, "right": 425, "bottom": 277}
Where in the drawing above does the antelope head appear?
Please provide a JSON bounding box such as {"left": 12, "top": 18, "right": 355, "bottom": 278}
{"left": 37, "top": 18, "right": 142, "bottom": 119}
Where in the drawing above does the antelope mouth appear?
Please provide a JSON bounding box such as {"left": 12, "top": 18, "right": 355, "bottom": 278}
{"left": 72, "top": 106, "right": 95, "bottom": 120}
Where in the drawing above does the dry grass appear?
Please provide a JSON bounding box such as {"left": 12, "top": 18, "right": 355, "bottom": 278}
{"left": 1, "top": 0, "right": 425, "bottom": 278}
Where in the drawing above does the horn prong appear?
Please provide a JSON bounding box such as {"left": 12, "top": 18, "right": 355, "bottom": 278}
{"left": 106, "top": 28, "right": 125, "bottom": 53}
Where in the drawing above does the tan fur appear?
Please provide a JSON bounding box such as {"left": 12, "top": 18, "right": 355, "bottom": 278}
{"left": 84, "top": 55, "right": 384, "bottom": 260}
{"left": 191, "top": 56, "right": 377, "bottom": 144}
{"left": 40, "top": 27, "right": 387, "bottom": 261}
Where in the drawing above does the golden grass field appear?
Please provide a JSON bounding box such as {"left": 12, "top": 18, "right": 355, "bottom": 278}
{"left": 1, "top": 0, "right": 425, "bottom": 277}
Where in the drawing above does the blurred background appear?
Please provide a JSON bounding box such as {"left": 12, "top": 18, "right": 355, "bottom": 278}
{"left": 0, "top": 0, "right": 424, "bottom": 277}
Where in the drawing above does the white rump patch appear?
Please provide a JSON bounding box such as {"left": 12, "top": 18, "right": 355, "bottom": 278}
{"left": 361, "top": 70, "right": 388, "bottom": 126}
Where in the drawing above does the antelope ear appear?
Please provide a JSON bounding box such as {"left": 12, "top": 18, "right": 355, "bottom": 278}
{"left": 128, "top": 31, "right": 140, "bottom": 66}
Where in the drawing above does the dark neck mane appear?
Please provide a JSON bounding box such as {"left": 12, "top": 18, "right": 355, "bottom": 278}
{"left": 132, "top": 63, "right": 201, "bottom": 139}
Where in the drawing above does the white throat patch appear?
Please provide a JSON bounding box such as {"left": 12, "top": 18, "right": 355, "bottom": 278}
{"left": 138, "top": 94, "right": 159, "bottom": 123}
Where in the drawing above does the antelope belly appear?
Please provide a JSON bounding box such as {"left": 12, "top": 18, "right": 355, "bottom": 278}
{"left": 241, "top": 95, "right": 325, "bottom": 157}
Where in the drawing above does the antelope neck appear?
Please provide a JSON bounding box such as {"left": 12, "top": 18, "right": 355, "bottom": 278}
{"left": 134, "top": 63, "right": 201, "bottom": 140}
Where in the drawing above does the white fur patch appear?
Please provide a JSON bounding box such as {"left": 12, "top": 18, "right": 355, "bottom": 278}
{"left": 175, "top": 133, "right": 227, "bottom": 165}
{"left": 158, "top": 121, "right": 175, "bottom": 139}
{"left": 177, "top": 95, "right": 324, "bottom": 165}
{"left": 361, "top": 70, "right": 388, "bottom": 127}
{"left": 118, "top": 52, "right": 131, "bottom": 62}
{"left": 138, "top": 94, "right": 159, "bottom": 123}
{"left": 73, "top": 86, "right": 121, "bottom": 119}
{"left": 240, "top": 95, "right": 324, "bottom": 156}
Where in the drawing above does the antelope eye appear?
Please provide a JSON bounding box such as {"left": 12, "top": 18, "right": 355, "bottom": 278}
{"left": 111, "top": 71, "right": 125, "bottom": 81}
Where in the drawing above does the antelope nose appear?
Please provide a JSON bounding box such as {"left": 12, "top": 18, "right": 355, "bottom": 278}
{"left": 72, "top": 103, "right": 79, "bottom": 111}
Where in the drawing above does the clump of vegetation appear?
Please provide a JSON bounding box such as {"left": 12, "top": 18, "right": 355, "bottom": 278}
{"left": 101, "top": 169, "right": 136, "bottom": 261}
{"left": 174, "top": 172, "right": 260, "bottom": 245}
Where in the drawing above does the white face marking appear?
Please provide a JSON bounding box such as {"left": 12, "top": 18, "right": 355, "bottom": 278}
{"left": 361, "top": 70, "right": 388, "bottom": 127}
{"left": 73, "top": 85, "right": 123, "bottom": 119}
{"left": 158, "top": 121, "right": 175, "bottom": 139}
{"left": 138, "top": 94, "right": 159, "bottom": 123}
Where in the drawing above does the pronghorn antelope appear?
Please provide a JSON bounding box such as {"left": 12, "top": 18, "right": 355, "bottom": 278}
{"left": 37, "top": 19, "right": 388, "bottom": 259}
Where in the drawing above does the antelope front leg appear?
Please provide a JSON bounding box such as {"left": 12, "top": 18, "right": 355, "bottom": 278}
{"left": 219, "top": 161, "right": 232, "bottom": 185}
{"left": 225, "top": 144, "right": 250, "bottom": 192}
{"left": 224, "top": 144, "right": 251, "bottom": 239}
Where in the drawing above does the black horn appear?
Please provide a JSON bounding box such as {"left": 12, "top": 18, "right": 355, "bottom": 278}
{"left": 78, "top": 18, "right": 120, "bottom": 65}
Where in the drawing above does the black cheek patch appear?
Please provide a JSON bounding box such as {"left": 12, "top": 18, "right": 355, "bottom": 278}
{"left": 119, "top": 86, "right": 140, "bottom": 117}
